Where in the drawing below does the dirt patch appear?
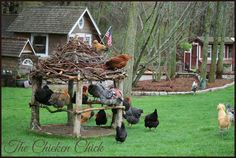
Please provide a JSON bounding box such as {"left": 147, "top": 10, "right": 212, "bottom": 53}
{"left": 133, "top": 77, "right": 234, "bottom": 92}
{"left": 32, "top": 124, "right": 115, "bottom": 138}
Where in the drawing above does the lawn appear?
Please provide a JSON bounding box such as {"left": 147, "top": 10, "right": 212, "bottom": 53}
{"left": 1, "top": 86, "right": 235, "bottom": 156}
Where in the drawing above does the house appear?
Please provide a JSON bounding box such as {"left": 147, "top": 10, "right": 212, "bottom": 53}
{"left": 6, "top": 6, "right": 102, "bottom": 57}
{"left": 184, "top": 36, "right": 235, "bottom": 73}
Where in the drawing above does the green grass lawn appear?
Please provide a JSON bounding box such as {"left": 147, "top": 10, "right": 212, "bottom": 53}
{"left": 1, "top": 86, "right": 235, "bottom": 156}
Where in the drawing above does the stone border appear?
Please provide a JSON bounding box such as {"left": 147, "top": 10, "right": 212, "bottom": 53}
{"left": 132, "top": 82, "right": 234, "bottom": 96}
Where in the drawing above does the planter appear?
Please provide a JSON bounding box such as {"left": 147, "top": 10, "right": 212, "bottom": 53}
{"left": 16, "top": 79, "right": 28, "bottom": 87}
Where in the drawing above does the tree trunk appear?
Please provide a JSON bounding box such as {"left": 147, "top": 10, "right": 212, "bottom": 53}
{"left": 123, "top": 2, "right": 139, "bottom": 97}
{"left": 67, "top": 80, "right": 74, "bottom": 126}
{"left": 209, "top": 2, "right": 222, "bottom": 83}
{"left": 200, "top": 3, "right": 213, "bottom": 89}
{"left": 216, "top": 3, "right": 227, "bottom": 79}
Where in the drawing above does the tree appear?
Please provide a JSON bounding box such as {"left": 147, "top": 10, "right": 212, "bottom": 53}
{"left": 200, "top": 3, "right": 213, "bottom": 89}
{"left": 216, "top": 2, "right": 227, "bottom": 79}
{"left": 209, "top": 2, "right": 223, "bottom": 83}
{"left": 123, "top": 2, "right": 139, "bottom": 97}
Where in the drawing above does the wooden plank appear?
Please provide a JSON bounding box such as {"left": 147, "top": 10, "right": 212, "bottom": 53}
{"left": 73, "top": 74, "right": 82, "bottom": 137}
{"left": 67, "top": 80, "right": 74, "bottom": 125}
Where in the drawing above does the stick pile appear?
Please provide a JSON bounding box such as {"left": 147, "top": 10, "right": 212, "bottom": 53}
{"left": 30, "top": 38, "right": 127, "bottom": 81}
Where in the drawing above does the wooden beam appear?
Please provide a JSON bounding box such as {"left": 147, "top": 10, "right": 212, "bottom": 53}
{"left": 75, "top": 106, "right": 125, "bottom": 114}
{"left": 73, "top": 74, "right": 82, "bottom": 138}
{"left": 116, "top": 79, "right": 124, "bottom": 127}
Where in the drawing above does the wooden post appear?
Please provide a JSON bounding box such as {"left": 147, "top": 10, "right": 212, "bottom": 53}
{"left": 112, "top": 79, "right": 124, "bottom": 128}
{"left": 73, "top": 74, "right": 83, "bottom": 137}
{"left": 30, "top": 76, "right": 42, "bottom": 130}
{"left": 67, "top": 80, "right": 74, "bottom": 126}
{"left": 116, "top": 79, "right": 124, "bottom": 127}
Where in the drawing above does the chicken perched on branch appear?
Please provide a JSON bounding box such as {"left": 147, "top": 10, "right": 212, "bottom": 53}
{"left": 105, "top": 54, "right": 132, "bottom": 70}
{"left": 48, "top": 90, "right": 70, "bottom": 108}
{"left": 35, "top": 85, "right": 53, "bottom": 105}
{"left": 88, "top": 84, "right": 123, "bottom": 106}
{"left": 72, "top": 86, "right": 88, "bottom": 104}
{"left": 80, "top": 105, "right": 95, "bottom": 124}
{"left": 92, "top": 40, "right": 108, "bottom": 54}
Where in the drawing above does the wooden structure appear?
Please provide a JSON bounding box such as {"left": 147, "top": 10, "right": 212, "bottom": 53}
{"left": 29, "top": 38, "right": 127, "bottom": 138}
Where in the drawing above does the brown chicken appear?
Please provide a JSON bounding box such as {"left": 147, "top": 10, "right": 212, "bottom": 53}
{"left": 92, "top": 40, "right": 108, "bottom": 54}
{"left": 48, "top": 89, "right": 70, "bottom": 108}
{"left": 80, "top": 104, "right": 94, "bottom": 124}
{"left": 105, "top": 54, "right": 132, "bottom": 70}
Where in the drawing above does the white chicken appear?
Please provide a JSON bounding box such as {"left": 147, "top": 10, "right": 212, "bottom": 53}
{"left": 191, "top": 80, "right": 198, "bottom": 95}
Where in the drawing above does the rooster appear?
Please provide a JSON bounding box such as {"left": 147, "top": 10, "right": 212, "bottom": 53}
{"left": 115, "top": 122, "right": 127, "bottom": 143}
{"left": 35, "top": 85, "right": 53, "bottom": 105}
{"left": 95, "top": 109, "right": 107, "bottom": 126}
{"left": 144, "top": 109, "right": 159, "bottom": 130}
{"left": 105, "top": 54, "right": 132, "bottom": 70}
{"left": 92, "top": 40, "right": 108, "bottom": 54}
{"left": 80, "top": 105, "right": 95, "bottom": 124}
{"left": 72, "top": 86, "right": 88, "bottom": 104}
{"left": 48, "top": 89, "right": 70, "bottom": 108}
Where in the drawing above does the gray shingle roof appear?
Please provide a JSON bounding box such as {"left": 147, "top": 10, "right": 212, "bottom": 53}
{"left": 1, "top": 37, "right": 29, "bottom": 57}
{"left": 197, "top": 36, "right": 235, "bottom": 44}
{"left": 7, "top": 6, "right": 86, "bottom": 34}
{"left": 1, "top": 14, "right": 17, "bottom": 37}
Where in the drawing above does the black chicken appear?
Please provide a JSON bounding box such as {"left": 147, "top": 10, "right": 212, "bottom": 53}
{"left": 88, "top": 84, "right": 122, "bottom": 106}
{"left": 95, "top": 109, "right": 107, "bottom": 126}
{"left": 144, "top": 109, "right": 159, "bottom": 130}
{"left": 115, "top": 122, "right": 127, "bottom": 143}
{"left": 124, "top": 106, "right": 143, "bottom": 126}
{"left": 35, "top": 85, "right": 53, "bottom": 105}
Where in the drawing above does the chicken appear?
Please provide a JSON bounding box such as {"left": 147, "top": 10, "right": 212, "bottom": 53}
{"left": 105, "top": 54, "right": 132, "bottom": 70}
{"left": 217, "top": 103, "right": 231, "bottom": 136}
{"left": 80, "top": 105, "right": 95, "bottom": 124}
{"left": 95, "top": 109, "right": 107, "bottom": 126}
{"left": 92, "top": 40, "right": 108, "bottom": 54}
{"left": 191, "top": 80, "right": 198, "bottom": 95}
{"left": 72, "top": 86, "right": 88, "bottom": 104}
{"left": 144, "top": 109, "right": 159, "bottom": 130}
{"left": 123, "top": 97, "right": 131, "bottom": 111}
{"left": 122, "top": 97, "right": 143, "bottom": 126}
{"left": 88, "top": 84, "right": 122, "bottom": 106}
{"left": 226, "top": 104, "right": 234, "bottom": 122}
{"left": 124, "top": 106, "right": 143, "bottom": 126}
{"left": 115, "top": 122, "right": 127, "bottom": 143}
{"left": 48, "top": 89, "right": 70, "bottom": 108}
{"left": 35, "top": 85, "right": 53, "bottom": 105}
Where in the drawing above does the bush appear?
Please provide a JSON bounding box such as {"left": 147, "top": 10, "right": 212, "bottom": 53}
{"left": 179, "top": 42, "right": 192, "bottom": 51}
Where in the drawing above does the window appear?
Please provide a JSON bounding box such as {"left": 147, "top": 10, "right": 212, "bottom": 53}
{"left": 78, "top": 17, "right": 84, "bottom": 29}
{"left": 70, "top": 33, "right": 92, "bottom": 46}
{"left": 207, "top": 45, "right": 212, "bottom": 59}
{"left": 22, "top": 59, "right": 33, "bottom": 66}
{"left": 228, "top": 46, "right": 232, "bottom": 58}
{"left": 31, "top": 34, "right": 48, "bottom": 57}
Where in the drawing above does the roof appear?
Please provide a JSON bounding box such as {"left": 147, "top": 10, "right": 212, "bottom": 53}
{"left": 196, "top": 36, "right": 235, "bottom": 44}
{"left": 1, "top": 14, "right": 17, "bottom": 37}
{"left": 7, "top": 6, "right": 101, "bottom": 35}
{"left": 1, "top": 37, "right": 35, "bottom": 57}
